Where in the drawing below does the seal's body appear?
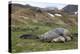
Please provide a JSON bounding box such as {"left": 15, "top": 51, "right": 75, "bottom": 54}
{"left": 51, "top": 36, "right": 65, "bottom": 43}
{"left": 39, "top": 28, "right": 71, "bottom": 42}
{"left": 53, "top": 28, "right": 71, "bottom": 41}
{"left": 39, "top": 31, "right": 61, "bottom": 42}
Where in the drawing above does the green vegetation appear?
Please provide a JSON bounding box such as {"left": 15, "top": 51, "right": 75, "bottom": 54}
{"left": 10, "top": 3, "right": 78, "bottom": 53}
{"left": 11, "top": 20, "right": 78, "bottom": 53}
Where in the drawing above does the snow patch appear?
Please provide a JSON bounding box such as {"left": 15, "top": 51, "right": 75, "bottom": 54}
{"left": 55, "top": 14, "right": 62, "bottom": 16}
{"left": 48, "top": 13, "right": 55, "bottom": 17}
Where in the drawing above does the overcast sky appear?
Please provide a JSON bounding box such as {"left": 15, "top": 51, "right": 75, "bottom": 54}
{"left": 12, "top": 0, "right": 67, "bottom": 9}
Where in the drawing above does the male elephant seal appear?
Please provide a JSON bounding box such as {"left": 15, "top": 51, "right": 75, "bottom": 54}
{"left": 39, "top": 28, "right": 72, "bottom": 42}
{"left": 52, "top": 28, "right": 72, "bottom": 41}
{"left": 39, "top": 31, "right": 64, "bottom": 42}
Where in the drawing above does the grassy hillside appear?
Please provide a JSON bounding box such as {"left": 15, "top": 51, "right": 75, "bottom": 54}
{"left": 10, "top": 3, "right": 78, "bottom": 53}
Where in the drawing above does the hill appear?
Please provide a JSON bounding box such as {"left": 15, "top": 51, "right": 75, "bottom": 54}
{"left": 10, "top": 3, "right": 77, "bottom": 30}
{"left": 63, "top": 5, "right": 78, "bottom": 14}
{"left": 9, "top": 3, "right": 78, "bottom": 52}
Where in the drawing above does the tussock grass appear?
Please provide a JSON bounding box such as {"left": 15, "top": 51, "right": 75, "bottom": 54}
{"left": 11, "top": 23, "right": 78, "bottom": 53}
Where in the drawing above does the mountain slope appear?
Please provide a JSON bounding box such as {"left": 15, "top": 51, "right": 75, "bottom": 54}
{"left": 10, "top": 3, "right": 78, "bottom": 33}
